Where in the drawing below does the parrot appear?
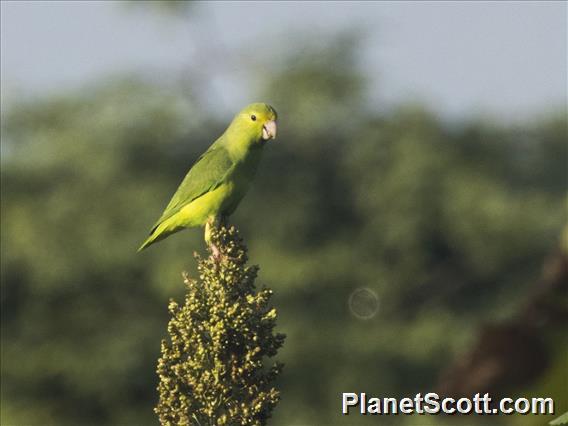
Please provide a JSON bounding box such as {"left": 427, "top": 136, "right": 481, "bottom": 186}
{"left": 138, "top": 103, "right": 278, "bottom": 254}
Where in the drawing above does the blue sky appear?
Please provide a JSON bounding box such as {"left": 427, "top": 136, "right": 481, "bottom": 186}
{"left": 1, "top": 1, "right": 566, "bottom": 120}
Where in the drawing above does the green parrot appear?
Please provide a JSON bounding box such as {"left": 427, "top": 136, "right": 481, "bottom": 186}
{"left": 138, "top": 103, "right": 278, "bottom": 253}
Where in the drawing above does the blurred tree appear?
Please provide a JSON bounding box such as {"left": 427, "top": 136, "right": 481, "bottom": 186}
{"left": 1, "top": 30, "right": 566, "bottom": 426}
{"left": 1, "top": 78, "right": 210, "bottom": 425}
{"left": 122, "top": 0, "right": 195, "bottom": 17}
{"left": 438, "top": 239, "right": 567, "bottom": 397}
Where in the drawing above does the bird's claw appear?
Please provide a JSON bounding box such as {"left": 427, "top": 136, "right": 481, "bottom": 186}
{"left": 208, "top": 244, "right": 239, "bottom": 264}
{"left": 209, "top": 243, "right": 222, "bottom": 261}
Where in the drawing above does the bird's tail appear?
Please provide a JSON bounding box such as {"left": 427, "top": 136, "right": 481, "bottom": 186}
{"left": 137, "top": 226, "right": 165, "bottom": 252}
{"left": 137, "top": 234, "right": 157, "bottom": 252}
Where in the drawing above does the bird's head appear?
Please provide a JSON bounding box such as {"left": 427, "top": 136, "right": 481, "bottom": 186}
{"left": 227, "top": 103, "right": 278, "bottom": 144}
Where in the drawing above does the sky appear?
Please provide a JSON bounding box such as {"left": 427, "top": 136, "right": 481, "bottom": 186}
{"left": 1, "top": 1, "right": 566, "bottom": 121}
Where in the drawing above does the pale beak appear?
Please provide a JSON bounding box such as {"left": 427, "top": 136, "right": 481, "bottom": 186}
{"left": 262, "top": 120, "right": 277, "bottom": 140}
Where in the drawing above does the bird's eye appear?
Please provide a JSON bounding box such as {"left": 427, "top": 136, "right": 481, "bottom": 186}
{"left": 251, "top": 115, "right": 257, "bottom": 121}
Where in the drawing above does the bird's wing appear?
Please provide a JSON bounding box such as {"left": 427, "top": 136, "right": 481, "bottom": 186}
{"left": 150, "top": 143, "right": 233, "bottom": 233}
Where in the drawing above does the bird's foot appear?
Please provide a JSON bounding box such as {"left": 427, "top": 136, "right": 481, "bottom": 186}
{"left": 209, "top": 243, "right": 222, "bottom": 261}
{"left": 208, "top": 244, "right": 238, "bottom": 264}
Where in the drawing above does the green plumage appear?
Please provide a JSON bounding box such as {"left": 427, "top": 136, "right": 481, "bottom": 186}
{"left": 138, "top": 103, "right": 278, "bottom": 251}
{"left": 152, "top": 143, "right": 233, "bottom": 228}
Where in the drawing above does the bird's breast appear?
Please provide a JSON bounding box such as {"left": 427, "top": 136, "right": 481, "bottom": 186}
{"left": 219, "top": 152, "right": 262, "bottom": 214}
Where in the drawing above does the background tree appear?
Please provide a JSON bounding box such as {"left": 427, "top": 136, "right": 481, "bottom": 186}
{"left": 1, "top": 12, "right": 566, "bottom": 426}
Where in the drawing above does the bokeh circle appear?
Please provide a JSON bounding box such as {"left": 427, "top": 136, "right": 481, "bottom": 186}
{"left": 348, "top": 287, "right": 380, "bottom": 320}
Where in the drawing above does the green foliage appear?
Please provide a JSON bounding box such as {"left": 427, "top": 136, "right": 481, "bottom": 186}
{"left": 1, "top": 32, "right": 566, "bottom": 426}
{"left": 155, "top": 226, "right": 285, "bottom": 425}
{"left": 551, "top": 411, "right": 568, "bottom": 425}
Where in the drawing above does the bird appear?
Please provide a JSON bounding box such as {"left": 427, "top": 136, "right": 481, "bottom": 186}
{"left": 138, "top": 103, "right": 278, "bottom": 254}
